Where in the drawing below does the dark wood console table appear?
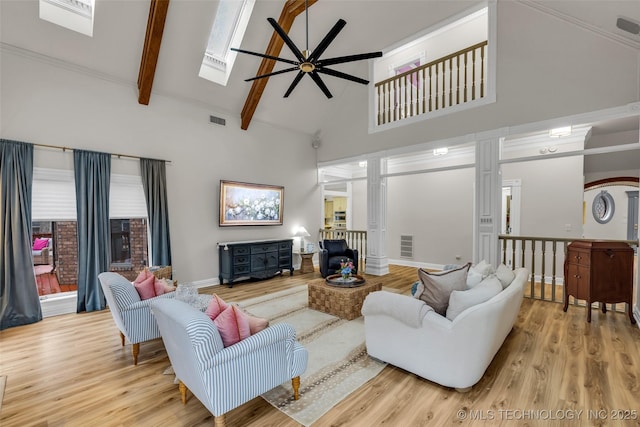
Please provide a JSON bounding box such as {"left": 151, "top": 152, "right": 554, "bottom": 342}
{"left": 563, "top": 240, "right": 635, "bottom": 324}
{"left": 218, "top": 239, "right": 293, "bottom": 287}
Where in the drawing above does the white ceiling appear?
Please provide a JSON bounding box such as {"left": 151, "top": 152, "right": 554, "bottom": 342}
{"left": 1, "top": 0, "right": 639, "bottom": 136}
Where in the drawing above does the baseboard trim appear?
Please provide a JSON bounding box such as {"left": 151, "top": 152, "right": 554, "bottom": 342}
{"left": 634, "top": 305, "right": 640, "bottom": 330}
{"left": 40, "top": 292, "right": 77, "bottom": 318}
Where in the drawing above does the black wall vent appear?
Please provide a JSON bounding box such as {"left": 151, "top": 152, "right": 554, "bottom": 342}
{"left": 209, "top": 115, "right": 226, "bottom": 126}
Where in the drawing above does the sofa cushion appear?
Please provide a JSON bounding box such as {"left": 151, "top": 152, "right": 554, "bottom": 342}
{"left": 213, "top": 305, "right": 251, "bottom": 347}
{"left": 495, "top": 263, "right": 516, "bottom": 289}
{"left": 467, "top": 260, "right": 494, "bottom": 288}
{"left": 248, "top": 315, "right": 269, "bottom": 335}
{"left": 446, "top": 274, "right": 503, "bottom": 320}
{"left": 323, "top": 239, "right": 348, "bottom": 255}
{"left": 133, "top": 274, "right": 157, "bottom": 300}
{"left": 415, "top": 263, "right": 471, "bottom": 315}
{"left": 205, "top": 294, "right": 229, "bottom": 321}
{"left": 32, "top": 238, "right": 49, "bottom": 251}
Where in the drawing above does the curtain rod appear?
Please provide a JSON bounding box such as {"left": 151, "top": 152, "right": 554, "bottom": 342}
{"left": 32, "top": 142, "right": 172, "bottom": 164}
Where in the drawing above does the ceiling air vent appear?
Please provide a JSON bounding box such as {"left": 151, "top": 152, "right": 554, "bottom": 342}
{"left": 209, "top": 115, "right": 226, "bottom": 126}
{"left": 616, "top": 17, "right": 639, "bottom": 35}
{"left": 400, "top": 235, "right": 414, "bottom": 259}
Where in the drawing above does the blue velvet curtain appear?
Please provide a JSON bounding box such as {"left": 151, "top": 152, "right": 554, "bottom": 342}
{"left": 140, "top": 158, "right": 172, "bottom": 267}
{"left": 0, "top": 140, "right": 42, "bottom": 330}
{"left": 74, "top": 150, "right": 110, "bottom": 312}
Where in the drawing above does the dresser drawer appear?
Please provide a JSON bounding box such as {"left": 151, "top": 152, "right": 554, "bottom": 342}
{"left": 233, "top": 255, "right": 249, "bottom": 265}
{"left": 233, "top": 264, "right": 250, "bottom": 275}
{"left": 251, "top": 244, "right": 278, "bottom": 254}
{"left": 278, "top": 242, "right": 291, "bottom": 251}
{"left": 233, "top": 246, "right": 250, "bottom": 256}
{"left": 568, "top": 250, "right": 590, "bottom": 266}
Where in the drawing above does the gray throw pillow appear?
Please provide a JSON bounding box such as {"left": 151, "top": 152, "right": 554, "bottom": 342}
{"left": 415, "top": 263, "right": 471, "bottom": 315}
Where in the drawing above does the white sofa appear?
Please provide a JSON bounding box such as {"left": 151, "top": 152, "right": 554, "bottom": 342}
{"left": 361, "top": 267, "right": 529, "bottom": 390}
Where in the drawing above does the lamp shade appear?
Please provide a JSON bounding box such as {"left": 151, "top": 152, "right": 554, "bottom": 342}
{"left": 294, "top": 226, "right": 310, "bottom": 238}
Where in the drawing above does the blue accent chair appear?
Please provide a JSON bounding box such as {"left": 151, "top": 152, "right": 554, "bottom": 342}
{"left": 150, "top": 299, "right": 308, "bottom": 427}
{"left": 98, "top": 271, "right": 175, "bottom": 365}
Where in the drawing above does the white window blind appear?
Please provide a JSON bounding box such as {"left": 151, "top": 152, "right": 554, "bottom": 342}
{"left": 32, "top": 167, "right": 77, "bottom": 221}
{"left": 109, "top": 173, "right": 148, "bottom": 219}
{"left": 31, "top": 168, "right": 148, "bottom": 221}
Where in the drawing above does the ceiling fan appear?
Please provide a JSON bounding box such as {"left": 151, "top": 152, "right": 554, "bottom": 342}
{"left": 231, "top": 1, "right": 382, "bottom": 98}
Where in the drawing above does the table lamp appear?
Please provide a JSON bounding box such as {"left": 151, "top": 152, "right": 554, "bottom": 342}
{"left": 294, "top": 226, "right": 311, "bottom": 252}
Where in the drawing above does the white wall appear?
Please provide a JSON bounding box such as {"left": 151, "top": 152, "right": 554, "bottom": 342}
{"left": 501, "top": 156, "right": 584, "bottom": 238}
{"left": 351, "top": 179, "right": 367, "bottom": 231}
{"left": 1, "top": 50, "right": 322, "bottom": 284}
{"left": 317, "top": 1, "right": 640, "bottom": 162}
{"left": 374, "top": 8, "right": 487, "bottom": 79}
{"left": 583, "top": 185, "right": 637, "bottom": 240}
{"left": 386, "top": 168, "right": 475, "bottom": 265}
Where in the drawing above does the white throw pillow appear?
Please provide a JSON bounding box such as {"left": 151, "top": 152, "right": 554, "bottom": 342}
{"left": 495, "top": 263, "right": 516, "bottom": 289}
{"left": 446, "top": 274, "right": 502, "bottom": 320}
{"left": 467, "top": 260, "right": 494, "bottom": 288}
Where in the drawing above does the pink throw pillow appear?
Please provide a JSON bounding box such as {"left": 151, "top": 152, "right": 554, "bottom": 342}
{"left": 161, "top": 279, "right": 176, "bottom": 293}
{"left": 134, "top": 268, "right": 152, "bottom": 285}
{"left": 153, "top": 278, "right": 166, "bottom": 296}
{"left": 134, "top": 274, "right": 156, "bottom": 300}
{"left": 248, "top": 316, "right": 269, "bottom": 335}
{"left": 205, "top": 295, "right": 229, "bottom": 321}
{"left": 33, "top": 238, "right": 48, "bottom": 251}
{"left": 213, "top": 306, "right": 251, "bottom": 347}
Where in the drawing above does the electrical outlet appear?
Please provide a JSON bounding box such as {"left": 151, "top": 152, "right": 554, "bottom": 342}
{"left": 565, "top": 224, "right": 572, "bottom": 232}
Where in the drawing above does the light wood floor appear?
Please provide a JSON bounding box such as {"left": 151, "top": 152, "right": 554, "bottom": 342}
{"left": 1, "top": 265, "right": 639, "bottom": 426}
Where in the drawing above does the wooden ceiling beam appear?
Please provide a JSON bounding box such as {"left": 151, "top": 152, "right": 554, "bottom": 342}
{"left": 137, "top": 0, "right": 170, "bottom": 105}
{"left": 240, "top": 0, "right": 318, "bottom": 130}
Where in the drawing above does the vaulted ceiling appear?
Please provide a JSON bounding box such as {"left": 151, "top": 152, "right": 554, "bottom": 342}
{"left": 1, "top": 0, "right": 639, "bottom": 136}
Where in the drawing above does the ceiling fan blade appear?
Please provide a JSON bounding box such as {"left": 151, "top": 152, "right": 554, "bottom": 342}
{"left": 231, "top": 48, "right": 298, "bottom": 66}
{"left": 317, "top": 67, "right": 369, "bottom": 85}
{"left": 319, "top": 51, "right": 383, "bottom": 67}
{"left": 308, "top": 19, "right": 347, "bottom": 62}
{"left": 309, "top": 71, "right": 333, "bottom": 99}
{"left": 245, "top": 67, "right": 299, "bottom": 82}
{"left": 267, "top": 17, "right": 305, "bottom": 61}
{"left": 283, "top": 71, "right": 305, "bottom": 98}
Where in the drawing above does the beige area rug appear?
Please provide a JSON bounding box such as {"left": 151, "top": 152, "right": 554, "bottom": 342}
{"left": 236, "top": 285, "right": 387, "bottom": 427}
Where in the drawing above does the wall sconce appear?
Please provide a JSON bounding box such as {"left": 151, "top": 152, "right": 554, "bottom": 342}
{"left": 549, "top": 126, "right": 571, "bottom": 138}
{"left": 433, "top": 147, "right": 448, "bottom": 156}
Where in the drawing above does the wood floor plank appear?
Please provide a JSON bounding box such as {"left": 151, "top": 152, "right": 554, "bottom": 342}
{"left": 1, "top": 265, "right": 639, "bottom": 426}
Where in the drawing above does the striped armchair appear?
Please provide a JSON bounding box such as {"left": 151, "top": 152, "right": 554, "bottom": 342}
{"left": 98, "top": 272, "right": 175, "bottom": 365}
{"left": 150, "top": 299, "right": 308, "bottom": 427}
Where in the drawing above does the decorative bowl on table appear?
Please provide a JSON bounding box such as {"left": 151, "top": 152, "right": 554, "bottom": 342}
{"left": 325, "top": 274, "right": 366, "bottom": 288}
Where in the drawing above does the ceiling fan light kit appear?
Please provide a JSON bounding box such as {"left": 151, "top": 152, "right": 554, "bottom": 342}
{"left": 231, "top": 1, "right": 382, "bottom": 98}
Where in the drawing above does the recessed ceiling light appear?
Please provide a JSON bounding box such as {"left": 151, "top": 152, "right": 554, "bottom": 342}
{"left": 549, "top": 126, "right": 571, "bottom": 138}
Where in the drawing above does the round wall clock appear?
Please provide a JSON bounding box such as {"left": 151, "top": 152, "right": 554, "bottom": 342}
{"left": 592, "top": 190, "right": 615, "bottom": 224}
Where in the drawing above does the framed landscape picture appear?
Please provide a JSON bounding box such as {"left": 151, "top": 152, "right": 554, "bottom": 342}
{"left": 219, "top": 180, "right": 284, "bottom": 226}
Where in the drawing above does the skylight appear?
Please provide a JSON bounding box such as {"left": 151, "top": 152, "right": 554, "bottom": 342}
{"left": 199, "top": 0, "right": 256, "bottom": 86}
{"left": 39, "top": 0, "right": 94, "bottom": 37}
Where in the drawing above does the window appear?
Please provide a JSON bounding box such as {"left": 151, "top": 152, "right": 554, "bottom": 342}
{"left": 110, "top": 219, "right": 131, "bottom": 265}
{"left": 39, "top": 0, "right": 95, "bottom": 37}
{"left": 199, "top": 0, "right": 256, "bottom": 86}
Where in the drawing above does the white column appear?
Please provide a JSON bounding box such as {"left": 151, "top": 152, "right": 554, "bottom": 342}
{"left": 474, "top": 138, "right": 501, "bottom": 266}
{"left": 366, "top": 155, "right": 389, "bottom": 275}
